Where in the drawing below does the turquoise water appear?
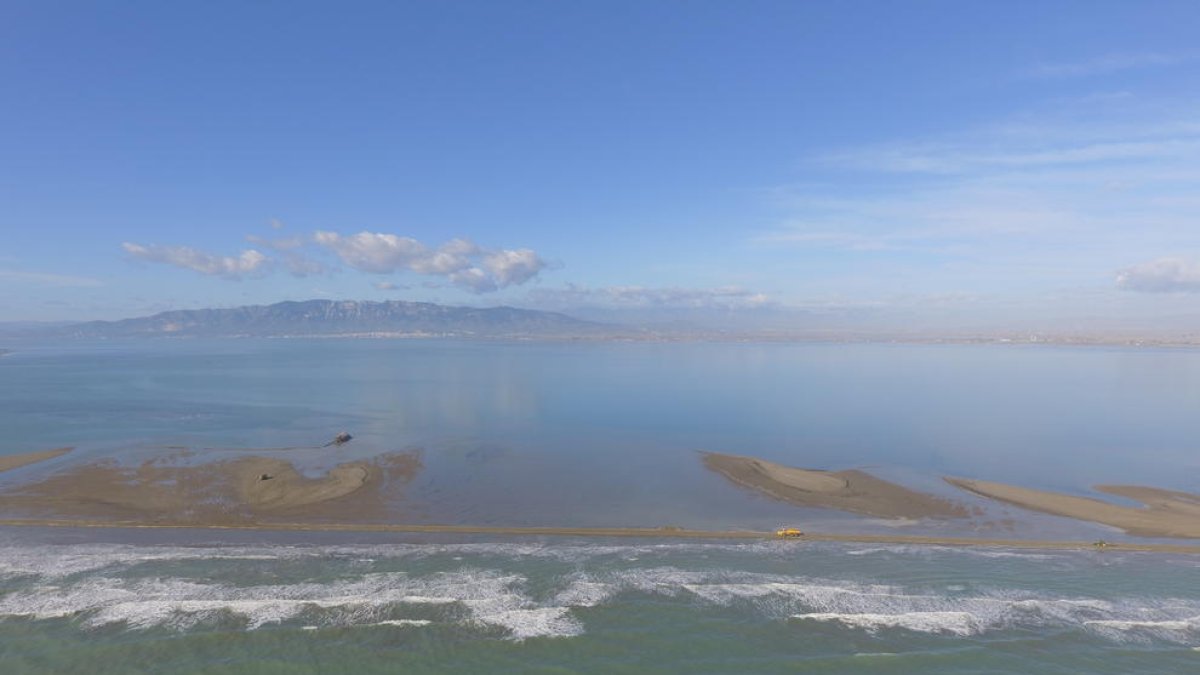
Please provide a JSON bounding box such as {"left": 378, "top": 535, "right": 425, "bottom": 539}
{"left": 2, "top": 339, "right": 1200, "bottom": 671}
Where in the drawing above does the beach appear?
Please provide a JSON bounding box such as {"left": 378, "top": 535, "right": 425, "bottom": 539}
{"left": 0, "top": 447, "right": 72, "bottom": 473}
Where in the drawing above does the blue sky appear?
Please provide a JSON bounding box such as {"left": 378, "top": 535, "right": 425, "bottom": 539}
{"left": 3, "top": 1, "right": 1199, "bottom": 331}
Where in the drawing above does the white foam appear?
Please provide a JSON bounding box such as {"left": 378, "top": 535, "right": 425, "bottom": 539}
{"left": 475, "top": 608, "right": 581, "bottom": 640}
{"left": 0, "top": 569, "right": 579, "bottom": 639}
{"left": 3, "top": 539, "right": 1199, "bottom": 645}
{"left": 372, "top": 619, "right": 433, "bottom": 627}
{"left": 553, "top": 579, "right": 616, "bottom": 608}
{"left": 0, "top": 543, "right": 312, "bottom": 579}
{"left": 0, "top": 540, "right": 789, "bottom": 581}
{"left": 793, "top": 611, "right": 980, "bottom": 635}
{"left": 567, "top": 567, "right": 1200, "bottom": 645}
{"left": 1085, "top": 619, "right": 1197, "bottom": 631}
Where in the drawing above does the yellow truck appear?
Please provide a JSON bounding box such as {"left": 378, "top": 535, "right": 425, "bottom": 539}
{"left": 775, "top": 527, "right": 804, "bottom": 538}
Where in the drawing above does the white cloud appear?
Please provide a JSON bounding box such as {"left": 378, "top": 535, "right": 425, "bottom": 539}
{"left": 122, "top": 243, "right": 269, "bottom": 280}
{"left": 530, "top": 284, "right": 770, "bottom": 309}
{"left": 483, "top": 249, "right": 544, "bottom": 286}
{"left": 448, "top": 267, "right": 494, "bottom": 293}
{"left": 823, "top": 137, "right": 1200, "bottom": 175}
{"left": 314, "top": 231, "right": 427, "bottom": 274}
{"left": 762, "top": 99, "right": 1200, "bottom": 299}
{"left": 314, "top": 231, "right": 547, "bottom": 292}
{"left": 1116, "top": 257, "right": 1200, "bottom": 293}
{"left": 1028, "top": 52, "right": 1193, "bottom": 79}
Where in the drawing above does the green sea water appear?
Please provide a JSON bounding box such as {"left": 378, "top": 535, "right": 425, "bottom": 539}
{"left": 2, "top": 339, "right": 1200, "bottom": 671}
{"left": 0, "top": 530, "right": 1197, "bottom": 674}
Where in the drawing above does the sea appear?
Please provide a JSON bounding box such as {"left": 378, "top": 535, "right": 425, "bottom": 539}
{"left": 1, "top": 338, "right": 1199, "bottom": 673}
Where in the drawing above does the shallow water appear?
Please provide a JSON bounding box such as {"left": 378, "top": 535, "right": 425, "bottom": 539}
{"left": 2, "top": 339, "right": 1199, "bottom": 671}
{"left": 3, "top": 339, "right": 1200, "bottom": 534}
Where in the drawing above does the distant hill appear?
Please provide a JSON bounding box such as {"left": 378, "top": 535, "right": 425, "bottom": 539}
{"left": 52, "top": 300, "right": 615, "bottom": 339}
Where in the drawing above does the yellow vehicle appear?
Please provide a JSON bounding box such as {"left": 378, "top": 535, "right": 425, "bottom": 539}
{"left": 775, "top": 527, "right": 804, "bottom": 538}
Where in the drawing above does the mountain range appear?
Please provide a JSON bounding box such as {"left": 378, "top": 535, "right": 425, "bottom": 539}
{"left": 44, "top": 300, "right": 615, "bottom": 339}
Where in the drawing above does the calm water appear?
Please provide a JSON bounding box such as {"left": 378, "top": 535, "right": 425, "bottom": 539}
{"left": 2, "top": 339, "right": 1199, "bottom": 672}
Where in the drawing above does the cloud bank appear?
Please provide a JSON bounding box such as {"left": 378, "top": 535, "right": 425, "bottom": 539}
{"left": 313, "top": 231, "right": 546, "bottom": 292}
{"left": 1028, "top": 52, "right": 1193, "bottom": 79}
{"left": 1116, "top": 257, "right": 1200, "bottom": 293}
{"left": 122, "top": 243, "right": 269, "bottom": 280}
{"left": 122, "top": 230, "right": 548, "bottom": 293}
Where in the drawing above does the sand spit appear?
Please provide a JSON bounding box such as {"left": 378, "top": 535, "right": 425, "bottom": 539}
{"left": 0, "top": 518, "right": 1198, "bottom": 554}
{"left": 946, "top": 478, "right": 1200, "bottom": 539}
{"left": 0, "top": 450, "right": 422, "bottom": 525}
{"left": 0, "top": 447, "right": 73, "bottom": 474}
{"left": 702, "top": 452, "right": 970, "bottom": 520}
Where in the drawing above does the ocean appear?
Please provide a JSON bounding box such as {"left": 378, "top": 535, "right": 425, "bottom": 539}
{"left": 1, "top": 339, "right": 1199, "bottom": 672}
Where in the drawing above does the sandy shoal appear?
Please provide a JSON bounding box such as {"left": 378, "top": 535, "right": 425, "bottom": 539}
{"left": 0, "top": 447, "right": 73, "bottom": 473}
{"left": 946, "top": 477, "right": 1200, "bottom": 539}
{"left": 2, "top": 518, "right": 1198, "bottom": 554}
{"left": 702, "top": 452, "right": 969, "bottom": 519}
{"left": 0, "top": 449, "right": 422, "bottom": 525}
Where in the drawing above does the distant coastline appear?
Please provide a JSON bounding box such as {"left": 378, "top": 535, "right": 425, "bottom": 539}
{"left": 6, "top": 298, "right": 1200, "bottom": 347}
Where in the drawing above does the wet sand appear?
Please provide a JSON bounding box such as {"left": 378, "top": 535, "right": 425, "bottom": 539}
{"left": 0, "top": 447, "right": 73, "bottom": 473}
{"left": 703, "top": 452, "right": 970, "bottom": 520}
{"left": 946, "top": 477, "right": 1200, "bottom": 539}
{"left": 0, "top": 518, "right": 1198, "bottom": 554}
{"left": 0, "top": 449, "right": 422, "bottom": 525}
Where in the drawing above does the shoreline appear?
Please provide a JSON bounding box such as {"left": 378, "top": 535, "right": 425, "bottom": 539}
{"left": 946, "top": 477, "right": 1200, "bottom": 539}
{"left": 2, "top": 517, "right": 1199, "bottom": 554}
{"left": 0, "top": 447, "right": 73, "bottom": 474}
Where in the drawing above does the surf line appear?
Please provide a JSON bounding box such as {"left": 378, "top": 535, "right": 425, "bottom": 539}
{"left": 0, "top": 518, "right": 1198, "bottom": 554}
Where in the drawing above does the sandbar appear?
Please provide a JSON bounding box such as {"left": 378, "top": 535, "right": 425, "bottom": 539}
{"left": 0, "top": 447, "right": 73, "bottom": 473}
{"left": 0, "top": 449, "right": 422, "bottom": 525}
{"left": 1, "top": 518, "right": 1198, "bottom": 554}
{"left": 703, "top": 452, "right": 969, "bottom": 520}
{"left": 946, "top": 477, "right": 1200, "bottom": 539}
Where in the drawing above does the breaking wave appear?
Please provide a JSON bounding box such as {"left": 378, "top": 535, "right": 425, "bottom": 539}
{"left": 0, "top": 539, "right": 1196, "bottom": 644}
{"left": 793, "top": 611, "right": 979, "bottom": 635}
